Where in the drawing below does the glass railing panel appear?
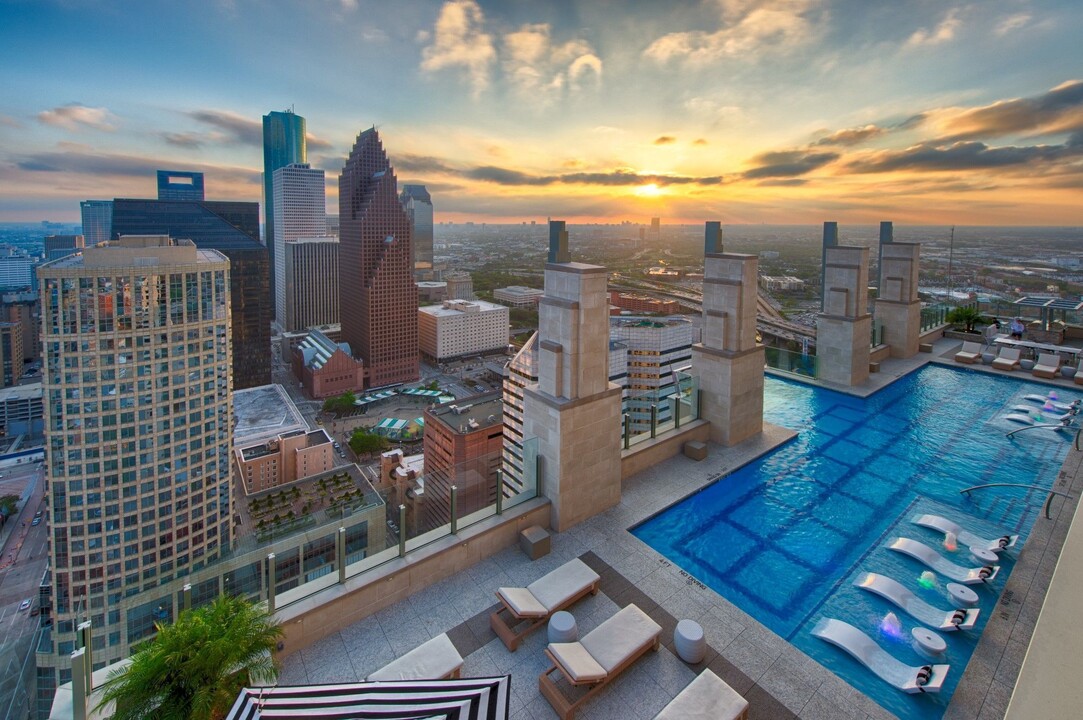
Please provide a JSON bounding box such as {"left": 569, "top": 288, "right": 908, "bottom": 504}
{"left": 764, "top": 346, "right": 818, "bottom": 378}
{"left": 504, "top": 436, "right": 537, "bottom": 510}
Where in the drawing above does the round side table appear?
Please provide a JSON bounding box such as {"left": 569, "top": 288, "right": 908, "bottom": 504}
{"left": 548, "top": 611, "right": 578, "bottom": 643}
{"left": 674, "top": 619, "right": 706, "bottom": 663}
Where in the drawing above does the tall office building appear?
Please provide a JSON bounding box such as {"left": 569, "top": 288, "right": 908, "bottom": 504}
{"left": 399, "top": 185, "right": 433, "bottom": 277}
{"left": 338, "top": 128, "right": 419, "bottom": 388}
{"left": 44, "top": 234, "right": 85, "bottom": 262}
{"left": 110, "top": 197, "right": 271, "bottom": 389}
{"left": 157, "top": 170, "right": 206, "bottom": 201}
{"left": 0, "top": 321, "right": 22, "bottom": 387}
{"left": 0, "top": 253, "right": 33, "bottom": 290}
{"left": 263, "top": 109, "right": 307, "bottom": 301}
{"left": 79, "top": 200, "right": 113, "bottom": 246}
{"left": 272, "top": 163, "right": 327, "bottom": 329}
{"left": 283, "top": 239, "right": 339, "bottom": 332}
{"left": 36, "top": 235, "right": 233, "bottom": 692}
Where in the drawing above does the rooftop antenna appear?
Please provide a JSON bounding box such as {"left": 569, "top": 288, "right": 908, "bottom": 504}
{"left": 947, "top": 226, "right": 955, "bottom": 302}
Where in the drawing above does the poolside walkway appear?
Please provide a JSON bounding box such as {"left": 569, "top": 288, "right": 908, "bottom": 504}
{"left": 279, "top": 338, "right": 1083, "bottom": 719}
{"left": 281, "top": 420, "right": 902, "bottom": 720}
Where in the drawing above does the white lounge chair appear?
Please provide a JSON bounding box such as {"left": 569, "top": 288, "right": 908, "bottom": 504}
{"left": 539, "top": 603, "right": 662, "bottom": 720}
{"left": 490, "top": 558, "right": 600, "bottom": 651}
{"left": 855, "top": 572, "right": 979, "bottom": 631}
{"left": 366, "top": 633, "right": 464, "bottom": 681}
{"left": 954, "top": 341, "right": 982, "bottom": 364}
{"left": 991, "top": 347, "right": 1022, "bottom": 371}
{"left": 812, "top": 618, "right": 949, "bottom": 694}
{"left": 888, "top": 537, "right": 998, "bottom": 584}
{"left": 654, "top": 669, "right": 749, "bottom": 720}
{"left": 1032, "top": 353, "right": 1062, "bottom": 379}
{"left": 912, "top": 513, "right": 1017, "bottom": 553}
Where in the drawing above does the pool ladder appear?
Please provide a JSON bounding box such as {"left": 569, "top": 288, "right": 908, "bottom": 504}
{"left": 960, "top": 483, "right": 1074, "bottom": 520}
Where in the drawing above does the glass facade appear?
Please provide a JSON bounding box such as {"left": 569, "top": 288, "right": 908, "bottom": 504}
{"left": 36, "top": 238, "right": 233, "bottom": 704}
{"left": 263, "top": 110, "right": 307, "bottom": 302}
{"left": 110, "top": 199, "right": 271, "bottom": 389}
{"left": 400, "top": 184, "right": 433, "bottom": 273}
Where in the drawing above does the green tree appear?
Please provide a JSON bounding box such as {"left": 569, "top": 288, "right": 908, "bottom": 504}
{"left": 321, "top": 390, "right": 357, "bottom": 415}
{"left": 99, "top": 594, "right": 282, "bottom": 720}
{"left": 946, "top": 306, "right": 986, "bottom": 333}
{"left": 349, "top": 428, "right": 390, "bottom": 455}
{"left": 0, "top": 494, "right": 18, "bottom": 517}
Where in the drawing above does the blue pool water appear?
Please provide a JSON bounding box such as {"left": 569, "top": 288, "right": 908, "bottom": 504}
{"left": 633, "top": 366, "right": 1077, "bottom": 720}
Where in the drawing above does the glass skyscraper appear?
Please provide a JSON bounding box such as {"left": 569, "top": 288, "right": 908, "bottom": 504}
{"left": 79, "top": 200, "right": 113, "bottom": 247}
{"left": 262, "top": 110, "right": 307, "bottom": 301}
{"left": 36, "top": 235, "right": 233, "bottom": 700}
{"left": 400, "top": 184, "right": 434, "bottom": 278}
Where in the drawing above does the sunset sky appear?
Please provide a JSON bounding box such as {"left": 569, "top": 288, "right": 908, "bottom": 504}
{"left": 2, "top": 0, "right": 1082, "bottom": 225}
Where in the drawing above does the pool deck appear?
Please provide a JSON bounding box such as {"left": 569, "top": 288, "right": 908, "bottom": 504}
{"left": 280, "top": 337, "right": 1083, "bottom": 719}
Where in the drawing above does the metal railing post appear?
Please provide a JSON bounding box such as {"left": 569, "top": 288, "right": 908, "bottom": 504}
{"left": 623, "top": 414, "right": 631, "bottom": 449}
{"left": 495, "top": 471, "right": 503, "bottom": 515}
{"left": 77, "top": 621, "right": 93, "bottom": 691}
{"left": 266, "top": 553, "right": 276, "bottom": 614}
{"left": 650, "top": 404, "right": 658, "bottom": 439}
{"left": 337, "top": 527, "right": 347, "bottom": 584}
{"left": 450, "top": 486, "right": 458, "bottom": 534}
{"left": 398, "top": 505, "right": 407, "bottom": 558}
{"left": 71, "top": 647, "right": 88, "bottom": 720}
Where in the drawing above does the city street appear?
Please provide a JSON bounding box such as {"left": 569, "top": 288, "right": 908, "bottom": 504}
{"left": 0, "top": 463, "right": 48, "bottom": 609}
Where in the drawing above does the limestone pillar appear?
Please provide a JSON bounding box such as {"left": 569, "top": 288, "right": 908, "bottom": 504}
{"left": 874, "top": 221, "right": 922, "bottom": 358}
{"left": 692, "top": 222, "right": 764, "bottom": 446}
{"left": 522, "top": 221, "right": 622, "bottom": 531}
{"left": 816, "top": 222, "right": 871, "bottom": 386}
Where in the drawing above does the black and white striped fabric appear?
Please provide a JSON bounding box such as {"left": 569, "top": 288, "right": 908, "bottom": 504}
{"left": 226, "top": 676, "right": 511, "bottom": 720}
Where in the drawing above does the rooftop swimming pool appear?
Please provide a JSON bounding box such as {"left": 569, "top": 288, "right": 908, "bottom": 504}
{"left": 633, "top": 366, "right": 1077, "bottom": 720}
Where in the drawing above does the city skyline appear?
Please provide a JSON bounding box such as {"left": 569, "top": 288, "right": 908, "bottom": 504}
{"left": 2, "top": 0, "right": 1082, "bottom": 225}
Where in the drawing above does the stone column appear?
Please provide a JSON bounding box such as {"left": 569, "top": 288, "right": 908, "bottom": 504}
{"left": 692, "top": 222, "right": 764, "bottom": 446}
{"left": 522, "top": 221, "right": 623, "bottom": 531}
{"left": 816, "top": 222, "right": 871, "bottom": 386}
{"left": 874, "top": 221, "right": 922, "bottom": 358}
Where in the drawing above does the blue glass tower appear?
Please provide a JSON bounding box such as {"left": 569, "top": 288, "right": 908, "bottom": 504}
{"left": 263, "top": 109, "right": 307, "bottom": 300}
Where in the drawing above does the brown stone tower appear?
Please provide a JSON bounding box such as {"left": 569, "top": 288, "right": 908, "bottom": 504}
{"left": 338, "top": 128, "right": 419, "bottom": 388}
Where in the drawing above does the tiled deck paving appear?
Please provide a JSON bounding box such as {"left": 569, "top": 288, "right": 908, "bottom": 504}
{"left": 279, "top": 337, "right": 1083, "bottom": 719}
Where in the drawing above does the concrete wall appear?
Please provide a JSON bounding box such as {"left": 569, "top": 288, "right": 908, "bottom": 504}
{"left": 620, "top": 420, "right": 710, "bottom": 479}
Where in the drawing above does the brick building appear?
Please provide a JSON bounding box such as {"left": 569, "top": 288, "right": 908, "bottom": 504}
{"left": 292, "top": 329, "right": 364, "bottom": 399}
{"left": 422, "top": 392, "right": 503, "bottom": 531}
{"left": 234, "top": 428, "right": 334, "bottom": 494}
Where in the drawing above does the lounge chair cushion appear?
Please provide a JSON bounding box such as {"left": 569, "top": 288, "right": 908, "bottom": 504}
{"left": 496, "top": 586, "right": 548, "bottom": 618}
{"left": 527, "top": 558, "right": 599, "bottom": 612}
{"left": 654, "top": 670, "right": 748, "bottom": 720}
{"left": 547, "top": 642, "right": 607, "bottom": 683}
{"left": 366, "top": 633, "right": 463, "bottom": 682}
{"left": 580, "top": 604, "right": 662, "bottom": 673}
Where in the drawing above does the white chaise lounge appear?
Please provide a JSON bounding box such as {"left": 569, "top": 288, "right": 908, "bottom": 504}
{"left": 991, "top": 347, "right": 1022, "bottom": 371}
{"left": 366, "top": 633, "right": 464, "bottom": 681}
{"left": 490, "top": 558, "right": 600, "bottom": 651}
{"left": 912, "top": 513, "right": 1018, "bottom": 553}
{"left": 653, "top": 669, "right": 749, "bottom": 720}
{"left": 855, "top": 572, "right": 979, "bottom": 631}
{"left": 813, "top": 618, "right": 949, "bottom": 694}
{"left": 539, "top": 603, "right": 662, "bottom": 720}
{"left": 954, "top": 341, "right": 982, "bottom": 364}
{"left": 1032, "top": 352, "right": 1062, "bottom": 379}
{"left": 888, "top": 537, "right": 999, "bottom": 584}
